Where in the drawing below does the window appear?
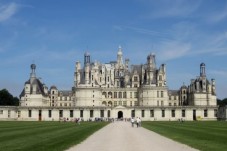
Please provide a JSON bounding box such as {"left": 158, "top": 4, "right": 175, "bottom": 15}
{"left": 8, "top": 110, "right": 10, "bottom": 118}
{"left": 119, "top": 92, "right": 122, "bottom": 98}
{"left": 48, "top": 110, "right": 52, "bottom": 118}
{"left": 100, "top": 110, "right": 104, "bottom": 117}
{"left": 169, "top": 103, "right": 171, "bottom": 106}
{"left": 150, "top": 110, "right": 154, "bottom": 117}
{"left": 119, "top": 101, "right": 122, "bottom": 106}
{"left": 28, "top": 110, "right": 32, "bottom": 117}
{"left": 114, "top": 92, "right": 117, "bottom": 98}
{"left": 123, "top": 101, "right": 127, "bottom": 106}
{"left": 123, "top": 92, "right": 127, "bottom": 98}
{"left": 70, "top": 110, "right": 74, "bottom": 118}
{"left": 134, "top": 84, "right": 138, "bottom": 87}
{"left": 141, "top": 110, "right": 145, "bottom": 117}
{"left": 130, "top": 101, "right": 132, "bottom": 106}
{"left": 157, "top": 101, "right": 159, "bottom": 106}
{"left": 114, "top": 101, "right": 117, "bottom": 106}
{"left": 59, "top": 110, "right": 63, "bottom": 118}
{"left": 80, "top": 110, "right": 83, "bottom": 118}
{"left": 134, "top": 101, "right": 138, "bottom": 106}
{"left": 130, "top": 92, "right": 132, "bottom": 98}
{"left": 171, "top": 110, "right": 175, "bottom": 117}
{"left": 159, "top": 75, "right": 162, "bottom": 81}
{"left": 162, "top": 110, "right": 165, "bottom": 117}
{"left": 161, "top": 101, "right": 163, "bottom": 106}
{"left": 108, "top": 110, "right": 111, "bottom": 118}
{"left": 161, "top": 91, "right": 164, "bottom": 97}
{"left": 90, "top": 110, "right": 94, "bottom": 118}
{"left": 174, "top": 96, "right": 176, "bottom": 100}
{"left": 134, "top": 76, "right": 138, "bottom": 82}
{"left": 0, "top": 110, "right": 3, "bottom": 114}
{"left": 182, "top": 110, "right": 185, "bottom": 117}
{"left": 157, "top": 91, "right": 159, "bottom": 97}
{"left": 204, "top": 109, "right": 208, "bottom": 117}
{"left": 214, "top": 109, "right": 217, "bottom": 117}
{"left": 134, "top": 92, "right": 138, "bottom": 98}
{"left": 131, "top": 110, "right": 135, "bottom": 118}
{"left": 18, "top": 111, "right": 21, "bottom": 118}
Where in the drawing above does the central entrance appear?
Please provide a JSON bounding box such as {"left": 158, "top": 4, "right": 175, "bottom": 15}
{"left": 118, "top": 111, "right": 123, "bottom": 119}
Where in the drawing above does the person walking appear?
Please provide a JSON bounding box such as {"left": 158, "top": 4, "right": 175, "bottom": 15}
{"left": 131, "top": 117, "right": 134, "bottom": 127}
{"left": 136, "top": 117, "right": 139, "bottom": 128}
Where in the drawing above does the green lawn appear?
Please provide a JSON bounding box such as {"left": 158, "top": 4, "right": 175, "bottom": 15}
{"left": 142, "top": 121, "right": 227, "bottom": 151}
{"left": 0, "top": 121, "right": 108, "bottom": 151}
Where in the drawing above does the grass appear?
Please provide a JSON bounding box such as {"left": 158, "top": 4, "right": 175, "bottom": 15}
{"left": 0, "top": 121, "right": 108, "bottom": 151}
{"left": 142, "top": 121, "right": 227, "bottom": 151}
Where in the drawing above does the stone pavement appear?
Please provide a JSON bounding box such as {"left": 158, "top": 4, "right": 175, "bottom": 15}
{"left": 65, "top": 121, "right": 198, "bottom": 151}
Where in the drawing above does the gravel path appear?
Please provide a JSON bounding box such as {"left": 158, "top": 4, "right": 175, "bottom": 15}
{"left": 65, "top": 121, "right": 198, "bottom": 151}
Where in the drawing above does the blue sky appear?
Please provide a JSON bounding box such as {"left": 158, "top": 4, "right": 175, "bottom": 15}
{"left": 0, "top": 0, "right": 227, "bottom": 99}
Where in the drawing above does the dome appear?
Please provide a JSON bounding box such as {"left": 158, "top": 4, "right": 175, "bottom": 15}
{"left": 200, "top": 63, "right": 205, "bottom": 66}
{"left": 50, "top": 85, "right": 57, "bottom": 90}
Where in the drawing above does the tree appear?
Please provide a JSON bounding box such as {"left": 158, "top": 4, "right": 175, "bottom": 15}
{"left": 0, "top": 89, "right": 19, "bottom": 106}
{"left": 217, "top": 98, "right": 227, "bottom": 107}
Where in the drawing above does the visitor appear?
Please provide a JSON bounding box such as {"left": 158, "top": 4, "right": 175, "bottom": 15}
{"left": 131, "top": 117, "right": 134, "bottom": 127}
{"left": 136, "top": 117, "right": 139, "bottom": 128}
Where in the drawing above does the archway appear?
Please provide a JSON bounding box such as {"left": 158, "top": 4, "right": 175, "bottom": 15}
{"left": 118, "top": 111, "right": 123, "bottom": 119}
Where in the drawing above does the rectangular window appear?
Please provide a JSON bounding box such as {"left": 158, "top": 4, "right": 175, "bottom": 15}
{"left": 123, "top": 101, "right": 127, "bottom": 106}
{"left": 70, "top": 110, "right": 74, "bottom": 118}
{"left": 100, "top": 110, "right": 104, "bottom": 118}
{"left": 161, "top": 101, "right": 164, "bottom": 106}
{"left": 131, "top": 110, "right": 135, "bottom": 118}
{"left": 48, "top": 110, "right": 52, "bottom": 118}
{"left": 108, "top": 110, "right": 111, "bottom": 118}
{"left": 134, "top": 101, "right": 138, "bottom": 106}
{"left": 18, "top": 111, "right": 21, "bottom": 118}
{"left": 171, "top": 110, "right": 175, "bottom": 117}
{"left": 8, "top": 110, "right": 10, "bottom": 118}
{"left": 161, "top": 91, "right": 164, "bottom": 97}
{"left": 130, "top": 92, "right": 132, "bottom": 98}
{"left": 150, "top": 110, "right": 154, "bottom": 117}
{"left": 141, "top": 110, "right": 145, "bottom": 117}
{"left": 134, "top": 92, "right": 138, "bottom": 98}
{"left": 59, "top": 110, "right": 63, "bottom": 118}
{"left": 114, "top": 92, "right": 117, "bottom": 98}
{"left": 162, "top": 110, "right": 165, "bottom": 117}
{"left": 0, "top": 110, "right": 3, "bottom": 114}
{"left": 204, "top": 109, "right": 208, "bottom": 117}
{"left": 80, "top": 110, "right": 83, "bottom": 118}
{"left": 28, "top": 110, "right": 32, "bottom": 117}
{"left": 134, "top": 76, "right": 138, "bottom": 82}
{"left": 123, "top": 92, "right": 127, "bottom": 98}
{"left": 182, "top": 110, "right": 185, "bottom": 117}
{"left": 157, "top": 101, "right": 159, "bottom": 106}
{"left": 119, "top": 101, "right": 122, "bottom": 106}
{"left": 157, "top": 91, "right": 159, "bottom": 97}
{"left": 114, "top": 101, "right": 117, "bottom": 106}
{"left": 119, "top": 92, "right": 122, "bottom": 98}
{"left": 214, "top": 109, "right": 217, "bottom": 117}
{"left": 130, "top": 101, "right": 132, "bottom": 106}
{"left": 90, "top": 110, "right": 94, "bottom": 118}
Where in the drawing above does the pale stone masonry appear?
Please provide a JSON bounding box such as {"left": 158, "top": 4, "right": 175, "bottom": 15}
{"left": 0, "top": 47, "right": 218, "bottom": 121}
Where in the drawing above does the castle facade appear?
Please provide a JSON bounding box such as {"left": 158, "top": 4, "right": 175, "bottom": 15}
{"left": 0, "top": 47, "right": 218, "bottom": 121}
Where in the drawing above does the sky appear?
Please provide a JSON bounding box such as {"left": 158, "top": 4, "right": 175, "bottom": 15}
{"left": 0, "top": 0, "right": 227, "bottom": 99}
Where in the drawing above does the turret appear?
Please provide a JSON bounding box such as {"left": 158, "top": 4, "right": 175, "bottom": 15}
{"left": 200, "top": 63, "right": 206, "bottom": 77}
{"left": 30, "top": 64, "right": 36, "bottom": 84}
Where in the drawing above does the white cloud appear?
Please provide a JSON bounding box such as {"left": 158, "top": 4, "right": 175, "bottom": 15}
{"left": 0, "top": 2, "right": 18, "bottom": 22}
{"left": 208, "top": 5, "right": 227, "bottom": 23}
{"left": 157, "top": 41, "right": 191, "bottom": 61}
{"left": 146, "top": 0, "right": 201, "bottom": 18}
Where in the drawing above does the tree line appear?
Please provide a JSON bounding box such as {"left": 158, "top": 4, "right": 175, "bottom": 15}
{"left": 217, "top": 98, "right": 227, "bottom": 107}
{"left": 0, "top": 89, "right": 19, "bottom": 106}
